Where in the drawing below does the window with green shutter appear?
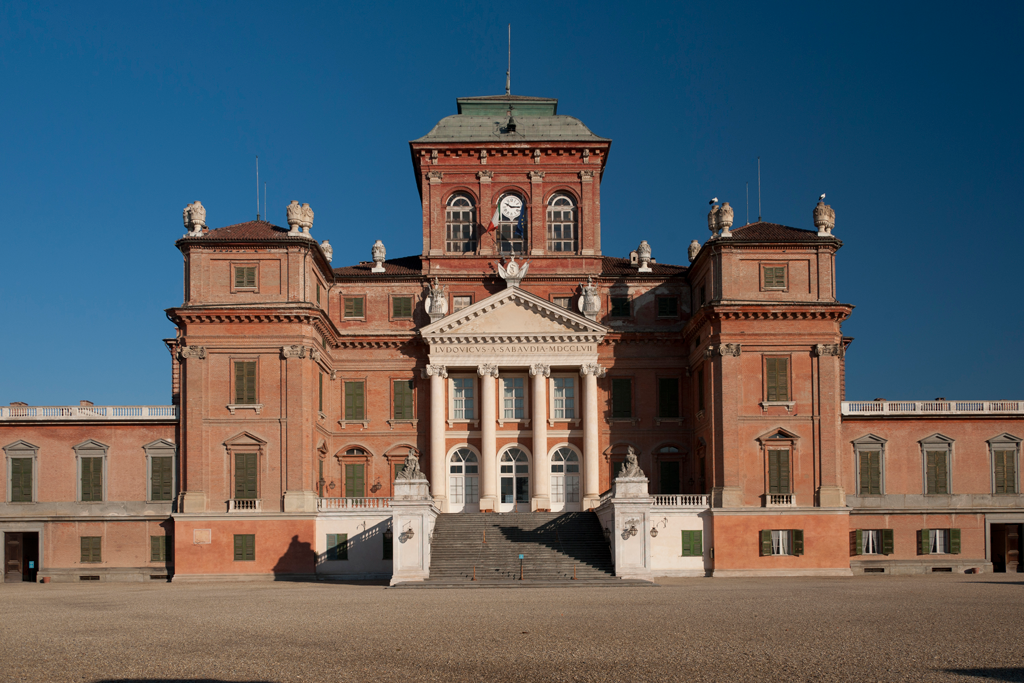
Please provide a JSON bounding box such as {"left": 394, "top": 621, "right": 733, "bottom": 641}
{"left": 326, "top": 533, "right": 348, "bottom": 561}
{"left": 994, "top": 449, "right": 1017, "bottom": 494}
{"left": 234, "top": 266, "right": 256, "bottom": 289}
{"left": 318, "top": 372, "right": 324, "bottom": 412}
{"left": 850, "top": 529, "right": 863, "bottom": 556}
{"left": 151, "top": 536, "right": 168, "bottom": 562}
{"left": 657, "top": 297, "right": 678, "bottom": 318}
{"left": 10, "top": 457, "right": 33, "bottom": 502}
{"left": 858, "top": 450, "right": 882, "bottom": 495}
{"left": 760, "top": 530, "right": 772, "bottom": 556}
{"left": 610, "top": 296, "right": 630, "bottom": 317}
{"left": 681, "top": 530, "right": 703, "bottom": 557}
{"left": 344, "top": 381, "right": 365, "bottom": 421}
{"left": 393, "top": 380, "right": 414, "bottom": 419}
{"left": 765, "top": 357, "right": 789, "bottom": 401}
{"left": 925, "top": 450, "right": 949, "bottom": 494}
{"left": 768, "top": 450, "right": 790, "bottom": 494}
{"left": 791, "top": 529, "right": 804, "bottom": 556}
{"left": 611, "top": 378, "right": 632, "bottom": 418}
{"left": 949, "top": 528, "right": 961, "bottom": 554}
{"left": 316, "top": 282, "right": 321, "bottom": 305}
{"left": 344, "top": 297, "right": 364, "bottom": 319}
{"left": 763, "top": 266, "right": 787, "bottom": 289}
{"left": 658, "top": 378, "right": 679, "bottom": 418}
{"left": 81, "top": 457, "right": 103, "bottom": 501}
{"left": 392, "top": 296, "right": 413, "bottom": 318}
{"left": 150, "top": 456, "right": 173, "bottom": 501}
{"left": 234, "top": 361, "right": 257, "bottom": 405}
{"left": 81, "top": 536, "right": 102, "bottom": 563}
{"left": 881, "top": 529, "right": 894, "bottom": 555}
{"left": 234, "top": 534, "right": 255, "bottom": 561}
{"left": 345, "top": 464, "right": 365, "bottom": 498}
{"left": 234, "top": 453, "right": 258, "bottom": 500}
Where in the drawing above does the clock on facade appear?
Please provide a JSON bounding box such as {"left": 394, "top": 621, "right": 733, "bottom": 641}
{"left": 499, "top": 195, "right": 523, "bottom": 220}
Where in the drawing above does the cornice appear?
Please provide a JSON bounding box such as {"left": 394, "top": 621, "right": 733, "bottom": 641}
{"left": 166, "top": 305, "right": 344, "bottom": 349}
{"left": 426, "top": 334, "right": 603, "bottom": 345}
{"left": 682, "top": 302, "right": 853, "bottom": 343}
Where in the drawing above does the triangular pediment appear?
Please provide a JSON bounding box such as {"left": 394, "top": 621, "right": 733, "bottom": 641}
{"left": 421, "top": 286, "right": 607, "bottom": 342}
{"left": 224, "top": 431, "right": 267, "bottom": 448}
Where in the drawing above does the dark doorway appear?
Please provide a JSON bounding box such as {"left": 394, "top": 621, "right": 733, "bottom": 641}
{"left": 991, "top": 524, "right": 1022, "bottom": 573}
{"left": 659, "top": 461, "right": 680, "bottom": 495}
{"left": 4, "top": 532, "right": 39, "bottom": 583}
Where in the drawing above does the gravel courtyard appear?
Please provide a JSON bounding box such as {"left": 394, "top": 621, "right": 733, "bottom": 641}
{"left": 1, "top": 575, "right": 1022, "bottom": 683}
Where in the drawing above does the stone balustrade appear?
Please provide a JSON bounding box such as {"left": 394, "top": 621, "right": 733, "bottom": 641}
{"left": 841, "top": 400, "right": 1022, "bottom": 416}
{"left": 766, "top": 494, "right": 795, "bottom": 507}
{"left": 318, "top": 497, "right": 393, "bottom": 511}
{"left": 228, "top": 499, "right": 262, "bottom": 512}
{"left": 653, "top": 494, "right": 709, "bottom": 508}
{"left": 0, "top": 405, "right": 178, "bottom": 420}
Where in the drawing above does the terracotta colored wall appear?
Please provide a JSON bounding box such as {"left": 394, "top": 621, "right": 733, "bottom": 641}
{"left": 712, "top": 513, "right": 851, "bottom": 571}
{"left": 848, "top": 512, "right": 986, "bottom": 560}
{"left": 43, "top": 519, "right": 172, "bottom": 570}
{"left": 173, "top": 519, "right": 316, "bottom": 575}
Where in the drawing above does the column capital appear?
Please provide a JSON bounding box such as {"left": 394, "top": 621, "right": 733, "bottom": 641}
{"left": 529, "top": 363, "right": 550, "bottom": 378}
{"left": 281, "top": 344, "right": 307, "bottom": 359}
{"left": 477, "top": 364, "right": 499, "bottom": 378}
{"left": 176, "top": 345, "right": 206, "bottom": 361}
{"left": 814, "top": 343, "right": 844, "bottom": 358}
{"left": 579, "top": 363, "right": 606, "bottom": 378}
{"left": 422, "top": 364, "right": 448, "bottom": 379}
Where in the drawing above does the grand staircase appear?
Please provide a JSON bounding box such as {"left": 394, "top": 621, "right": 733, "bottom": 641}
{"left": 398, "top": 511, "right": 651, "bottom": 587}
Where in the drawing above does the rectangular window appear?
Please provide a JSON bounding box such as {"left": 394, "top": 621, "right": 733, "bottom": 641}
{"left": 344, "top": 381, "right": 365, "bottom": 421}
{"left": 553, "top": 377, "right": 575, "bottom": 420}
{"left": 383, "top": 531, "right": 393, "bottom": 560}
{"left": 763, "top": 266, "right": 787, "bottom": 289}
{"left": 502, "top": 377, "right": 525, "bottom": 419}
{"left": 697, "top": 369, "right": 705, "bottom": 412}
{"left": 452, "top": 295, "right": 472, "bottom": 313}
{"left": 392, "top": 296, "right": 413, "bottom": 319}
{"left": 234, "top": 361, "right": 257, "bottom": 405}
{"left": 345, "top": 464, "right": 365, "bottom": 498}
{"left": 765, "top": 357, "right": 790, "bottom": 402}
{"left": 326, "top": 533, "right": 348, "bottom": 561}
{"left": 858, "top": 450, "right": 881, "bottom": 495}
{"left": 233, "top": 534, "right": 255, "bottom": 561}
{"left": 657, "top": 297, "right": 678, "bottom": 318}
{"left": 81, "top": 456, "right": 103, "bottom": 502}
{"left": 658, "top": 378, "right": 679, "bottom": 418}
{"left": 316, "top": 282, "right": 321, "bottom": 306}
{"left": 919, "top": 528, "right": 960, "bottom": 555}
{"left": 151, "top": 456, "right": 173, "bottom": 501}
{"left": 852, "top": 529, "right": 893, "bottom": 556}
{"left": 234, "top": 266, "right": 256, "bottom": 289}
{"left": 343, "top": 297, "right": 364, "bottom": 319}
{"left": 761, "top": 529, "right": 803, "bottom": 556}
{"left": 994, "top": 449, "right": 1017, "bottom": 494}
{"left": 553, "top": 296, "right": 571, "bottom": 309}
{"left": 610, "top": 296, "right": 631, "bottom": 318}
{"left": 393, "top": 380, "right": 414, "bottom": 419}
{"left": 925, "top": 451, "right": 949, "bottom": 494}
{"left": 452, "top": 377, "right": 475, "bottom": 419}
{"left": 80, "top": 536, "right": 102, "bottom": 563}
{"left": 150, "top": 536, "right": 168, "bottom": 562}
{"left": 611, "top": 378, "right": 632, "bottom": 418}
{"left": 768, "top": 449, "right": 790, "bottom": 494}
{"left": 318, "top": 373, "right": 324, "bottom": 413}
{"left": 681, "top": 530, "right": 703, "bottom": 557}
{"left": 234, "top": 452, "right": 258, "bottom": 500}
{"left": 10, "top": 457, "right": 33, "bottom": 502}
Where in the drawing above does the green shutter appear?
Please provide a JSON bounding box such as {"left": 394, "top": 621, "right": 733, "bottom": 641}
{"left": 949, "top": 528, "right": 961, "bottom": 554}
{"left": 151, "top": 536, "right": 167, "bottom": 562}
{"left": 768, "top": 450, "right": 790, "bottom": 494}
{"left": 81, "top": 457, "right": 103, "bottom": 502}
{"left": 233, "top": 534, "right": 255, "bottom": 561}
{"left": 658, "top": 378, "right": 679, "bottom": 418}
{"left": 234, "top": 361, "right": 257, "bottom": 405}
{"left": 151, "top": 456, "right": 173, "bottom": 501}
{"left": 859, "top": 451, "right": 881, "bottom": 495}
{"left": 994, "top": 450, "right": 1016, "bottom": 494}
{"left": 393, "top": 297, "right": 412, "bottom": 318}
{"left": 926, "top": 451, "right": 948, "bottom": 494}
{"left": 327, "top": 533, "right": 348, "bottom": 561}
{"left": 235, "top": 266, "right": 256, "bottom": 289}
{"left": 11, "top": 457, "right": 32, "bottom": 502}
{"left": 692, "top": 530, "right": 703, "bottom": 556}
{"left": 345, "top": 464, "right": 365, "bottom": 498}
{"left": 394, "top": 380, "right": 413, "bottom": 419}
{"left": 611, "top": 379, "right": 632, "bottom": 418}
{"left": 919, "top": 529, "right": 930, "bottom": 555}
{"left": 766, "top": 357, "right": 789, "bottom": 401}
{"left": 316, "top": 283, "right": 321, "bottom": 305}
{"left": 852, "top": 529, "right": 863, "bottom": 556}
{"left": 235, "top": 453, "right": 257, "bottom": 499}
{"left": 760, "top": 530, "right": 772, "bottom": 556}
{"left": 881, "top": 528, "right": 894, "bottom": 556}
{"left": 792, "top": 529, "right": 804, "bottom": 556}
{"left": 319, "top": 373, "right": 324, "bottom": 412}
{"left": 81, "top": 537, "right": 101, "bottom": 563}
{"left": 234, "top": 534, "right": 243, "bottom": 561}
{"left": 345, "top": 382, "right": 365, "bottom": 421}
{"left": 344, "top": 297, "right": 364, "bottom": 318}
{"left": 681, "top": 530, "right": 691, "bottom": 556}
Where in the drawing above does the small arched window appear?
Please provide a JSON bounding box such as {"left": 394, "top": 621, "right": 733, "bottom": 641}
{"left": 495, "top": 192, "right": 527, "bottom": 255}
{"left": 446, "top": 194, "right": 476, "bottom": 253}
{"left": 546, "top": 193, "right": 577, "bottom": 252}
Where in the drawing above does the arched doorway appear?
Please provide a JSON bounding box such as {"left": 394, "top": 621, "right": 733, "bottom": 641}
{"left": 448, "top": 448, "right": 480, "bottom": 513}
{"left": 499, "top": 447, "right": 530, "bottom": 512}
{"left": 550, "top": 446, "right": 581, "bottom": 512}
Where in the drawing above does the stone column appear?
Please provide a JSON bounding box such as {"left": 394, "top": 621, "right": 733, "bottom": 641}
{"left": 423, "top": 365, "right": 448, "bottom": 510}
{"left": 478, "top": 364, "right": 499, "bottom": 512}
{"left": 580, "top": 363, "right": 606, "bottom": 509}
{"left": 530, "top": 364, "right": 551, "bottom": 511}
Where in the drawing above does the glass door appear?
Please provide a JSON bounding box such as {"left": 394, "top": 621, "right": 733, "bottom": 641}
{"left": 448, "top": 448, "right": 479, "bottom": 513}
{"left": 499, "top": 447, "right": 529, "bottom": 512}
{"left": 550, "top": 447, "right": 581, "bottom": 512}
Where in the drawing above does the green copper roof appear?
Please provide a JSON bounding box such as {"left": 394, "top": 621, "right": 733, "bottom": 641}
{"left": 413, "top": 95, "right": 608, "bottom": 144}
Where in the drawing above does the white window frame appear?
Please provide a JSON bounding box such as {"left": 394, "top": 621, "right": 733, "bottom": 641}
{"left": 546, "top": 193, "right": 577, "bottom": 253}
{"left": 550, "top": 374, "right": 579, "bottom": 426}
{"left": 445, "top": 193, "right": 477, "bottom": 253}
{"left": 499, "top": 374, "right": 529, "bottom": 425}
{"left": 4, "top": 440, "right": 39, "bottom": 504}
{"left": 447, "top": 375, "right": 478, "bottom": 428}
{"left": 448, "top": 447, "right": 480, "bottom": 505}
{"left": 862, "top": 529, "right": 882, "bottom": 555}
{"left": 929, "top": 529, "right": 950, "bottom": 554}
{"left": 988, "top": 433, "right": 1021, "bottom": 495}
{"left": 451, "top": 295, "right": 473, "bottom": 313}
{"left": 770, "top": 529, "right": 792, "bottom": 556}
{"left": 549, "top": 445, "right": 581, "bottom": 504}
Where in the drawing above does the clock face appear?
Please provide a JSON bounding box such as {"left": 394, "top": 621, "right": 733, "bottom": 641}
{"left": 500, "top": 195, "right": 523, "bottom": 220}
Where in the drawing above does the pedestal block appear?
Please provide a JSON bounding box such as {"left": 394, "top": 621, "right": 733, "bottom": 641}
{"left": 390, "top": 478, "right": 438, "bottom": 585}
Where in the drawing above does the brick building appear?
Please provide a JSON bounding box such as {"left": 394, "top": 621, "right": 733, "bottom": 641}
{"left": 2, "top": 93, "right": 1021, "bottom": 583}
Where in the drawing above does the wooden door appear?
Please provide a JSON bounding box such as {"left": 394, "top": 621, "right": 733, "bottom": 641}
{"left": 4, "top": 533, "right": 23, "bottom": 582}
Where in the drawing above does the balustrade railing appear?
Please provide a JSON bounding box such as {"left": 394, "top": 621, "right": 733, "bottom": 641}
{"left": 0, "top": 405, "right": 178, "bottom": 420}
{"left": 598, "top": 489, "right": 614, "bottom": 505}
{"left": 653, "top": 494, "right": 709, "bottom": 507}
{"left": 228, "top": 499, "right": 262, "bottom": 512}
{"left": 317, "top": 497, "right": 393, "bottom": 511}
{"left": 765, "top": 494, "right": 795, "bottom": 507}
{"left": 841, "top": 400, "right": 1023, "bottom": 416}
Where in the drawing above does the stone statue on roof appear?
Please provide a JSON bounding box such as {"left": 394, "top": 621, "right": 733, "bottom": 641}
{"left": 620, "top": 446, "right": 644, "bottom": 478}
{"left": 182, "top": 201, "right": 206, "bottom": 235}
{"left": 397, "top": 448, "right": 425, "bottom": 481}
{"left": 577, "top": 276, "right": 600, "bottom": 320}
{"left": 286, "top": 200, "right": 303, "bottom": 235}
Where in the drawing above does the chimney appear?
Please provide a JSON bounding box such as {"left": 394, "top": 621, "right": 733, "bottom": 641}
{"left": 80, "top": 400, "right": 93, "bottom": 407}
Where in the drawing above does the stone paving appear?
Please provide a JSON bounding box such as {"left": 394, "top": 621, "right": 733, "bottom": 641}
{"left": 1, "top": 574, "right": 1022, "bottom": 682}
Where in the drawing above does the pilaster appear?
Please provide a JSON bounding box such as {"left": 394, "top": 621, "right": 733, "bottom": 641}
{"left": 530, "top": 364, "right": 550, "bottom": 511}
{"left": 580, "top": 363, "right": 606, "bottom": 508}
{"left": 529, "top": 170, "right": 545, "bottom": 256}
{"left": 478, "top": 364, "right": 499, "bottom": 512}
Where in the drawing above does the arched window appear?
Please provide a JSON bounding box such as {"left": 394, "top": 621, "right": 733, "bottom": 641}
{"left": 449, "top": 448, "right": 479, "bottom": 506}
{"left": 500, "top": 447, "right": 530, "bottom": 506}
{"left": 495, "top": 192, "right": 527, "bottom": 255}
{"left": 546, "top": 193, "right": 577, "bottom": 252}
{"left": 446, "top": 194, "right": 476, "bottom": 253}
{"left": 550, "top": 447, "right": 580, "bottom": 504}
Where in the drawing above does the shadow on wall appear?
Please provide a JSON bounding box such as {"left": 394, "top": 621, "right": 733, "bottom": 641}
{"left": 271, "top": 535, "right": 316, "bottom": 579}
{"left": 314, "top": 519, "right": 392, "bottom": 570}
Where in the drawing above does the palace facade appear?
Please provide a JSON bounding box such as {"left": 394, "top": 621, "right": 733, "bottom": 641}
{"left": 2, "top": 93, "right": 1021, "bottom": 583}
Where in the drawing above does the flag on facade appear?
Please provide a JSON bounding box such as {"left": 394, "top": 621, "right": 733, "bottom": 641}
{"left": 485, "top": 205, "right": 501, "bottom": 233}
{"left": 514, "top": 210, "right": 526, "bottom": 238}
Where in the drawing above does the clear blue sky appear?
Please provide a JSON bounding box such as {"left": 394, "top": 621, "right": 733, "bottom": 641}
{"left": 1, "top": 1, "right": 1021, "bottom": 405}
